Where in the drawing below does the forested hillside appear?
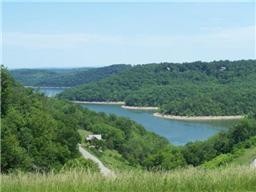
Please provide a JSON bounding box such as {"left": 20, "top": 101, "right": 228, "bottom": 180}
{"left": 2, "top": 67, "right": 256, "bottom": 174}
{"left": 10, "top": 68, "right": 91, "bottom": 86}
{"left": 11, "top": 64, "right": 131, "bottom": 87}
{"left": 1, "top": 68, "right": 81, "bottom": 172}
{"left": 1, "top": 67, "right": 180, "bottom": 172}
{"left": 58, "top": 60, "right": 256, "bottom": 116}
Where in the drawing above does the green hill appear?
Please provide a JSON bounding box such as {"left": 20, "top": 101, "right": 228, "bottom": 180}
{"left": 10, "top": 64, "right": 131, "bottom": 87}
{"left": 1, "top": 67, "right": 179, "bottom": 172}
{"left": 10, "top": 68, "right": 91, "bottom": 86}
{"left": 58, "top": 60, "right": 256, "bottom": 116}
{"left": 231, "top": 147, "right": 256, "bottom": 166}
{"left": 202, "top": 136, "right": 256, "bottom": 168}
{"left": 2, "top": 66, "right": 256, "bottom": 192}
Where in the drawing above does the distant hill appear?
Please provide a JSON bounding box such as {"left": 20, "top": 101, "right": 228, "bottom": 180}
{"left": 10, "top": 64, "right": 131, "bottom": 87}
{"left": 10, "top": 67, "right": 92, "bottom": 86}
{"left": 58, "top": 60, "right": 256, "bottom": 116}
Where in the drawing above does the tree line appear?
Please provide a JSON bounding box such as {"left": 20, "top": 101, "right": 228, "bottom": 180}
{"left": 58, "top": 60, "right": 256, "bottom": 116}
{"left": 11, "top": 64, "right": 131, "bottom": 87}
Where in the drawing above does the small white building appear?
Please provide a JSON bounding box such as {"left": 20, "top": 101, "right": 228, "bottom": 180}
{"left": 86, "top": 134, "right": 102, "bottom": 141}
{"left": 220, "top": 66, "right": 226, "bottom": 71}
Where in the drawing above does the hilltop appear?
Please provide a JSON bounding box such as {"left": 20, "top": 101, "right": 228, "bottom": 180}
{"left": 58, "top": 60, "right": 256, "bottom": 116}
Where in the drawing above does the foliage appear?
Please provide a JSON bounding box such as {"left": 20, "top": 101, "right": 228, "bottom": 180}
{"left": 61, "top": 157, "right": 99, "bottom": 172}
{"left": 2, "top": 67, "right": 181, "bottom": 172}
{"left": 1, "top": 67, "right": 81, "bottom": 173}
{"left": 11, "top": 65, "right": 131, "bottom": 87}
{"left": 182, "top": 118, "right": 256, "bottom": 166}
{"left": 202, "top": 136, "right": 256, "bottom": 168}
{"left": 2, "top": 66, "right": 256, "bottom": 174}
{"left": 58, "top": 60, "right": 256, "bottom": 115}
{"left": 9, "top": 69, "right": 57, "bottom": 86}
{"left": 73, "top": 111, "right": 183, "bottom": 169}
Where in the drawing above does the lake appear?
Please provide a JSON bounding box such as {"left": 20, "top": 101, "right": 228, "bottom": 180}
{"left": 82, "top": 104, "right": 235, "bottom": 145}
{"left": 30, "top": 87, "right": 67, "bottom": 97}
{"left": 36, "top": 87, "right": 236, "bottom": 145}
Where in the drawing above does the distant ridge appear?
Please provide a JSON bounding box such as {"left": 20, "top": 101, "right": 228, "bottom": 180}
{"left": 58, "top": 60, "right": 256, "bottom": 116}
{"left": 11, "top": 64, "right": 132, "bottom": 87}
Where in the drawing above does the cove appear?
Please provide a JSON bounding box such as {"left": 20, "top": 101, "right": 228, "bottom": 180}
{"left": 82, "top": 104, "right": 235, "bottom": 145}
{"left": 30, "top": 87, "right": 68, "bottom": 97}
{"left": 35, "top": 87, "right": 236, "bottom": 145}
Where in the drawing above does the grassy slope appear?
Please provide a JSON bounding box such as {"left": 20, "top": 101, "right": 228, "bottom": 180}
{"left": 94, "top": 149, "right": 133, "bottom": 171}
{"left": 78, "top": 129, "right": 92, "bottom": 140}
{"left": 78, "top": 129, "right": 133, "bottom": 171}
{"left": 231, "top": 147, "right": 256, "bottom": 166}
{"left": 2, "top": 166, "right": 256, "bottom": 192}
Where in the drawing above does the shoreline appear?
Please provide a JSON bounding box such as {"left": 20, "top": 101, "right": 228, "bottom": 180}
{"left": 121, "top": 105, "right": 159, "bottom": 111}
{"left": 72, "top": 101, "right": 125, "bottom": 105}
{"left": 153, "top": 112, "right": 244, "bottom": 121}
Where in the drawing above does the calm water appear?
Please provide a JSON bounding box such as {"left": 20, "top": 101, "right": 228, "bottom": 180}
{"left": 82, "top": 104, "right": 235, "bottom": 145}
{"left": 31, "top": 87, "right": 67, "bottom": 97}
{"left": 36, "top": 87, "right": 236, "bottom": 145}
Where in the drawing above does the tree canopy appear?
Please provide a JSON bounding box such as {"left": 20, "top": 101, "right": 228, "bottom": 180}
{"left": 11, "top": 64, "right": 131, "bottom": 87}
{"left": 2, "top": 67, "right": 182, "bottom": 172}
{"left": 58, "top": 60, "right": 256, "bottom": 116}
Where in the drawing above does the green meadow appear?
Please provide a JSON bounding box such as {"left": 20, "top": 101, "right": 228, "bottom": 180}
{"left": 2, "top": 166, "right": 256, "bottom": 192}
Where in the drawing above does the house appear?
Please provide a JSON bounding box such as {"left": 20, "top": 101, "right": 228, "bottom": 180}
{"left": 220, "top": 66, "right": 226, "bottom": 71}
{"left": 86, "top": 134, "right": 102, "bottom": 141}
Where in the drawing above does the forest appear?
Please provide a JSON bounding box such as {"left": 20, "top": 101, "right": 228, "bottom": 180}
{"left": 1, "top": 67, "right": 256, "bottom": 173}
{"left": 11, "top": 64, "right": 131, "bottom": 87}
{"left": 1, "top": 67, "right": 180, "bottom": 172}
{"left": 58, "top": 60, "right": 256, "bottom": 116}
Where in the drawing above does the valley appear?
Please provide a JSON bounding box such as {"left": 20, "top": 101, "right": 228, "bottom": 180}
{"left": 35, "top": 87, "right": 234, "bottom": 145}
{"left": 2, "top": 2, "right": 256, "bottom": 191}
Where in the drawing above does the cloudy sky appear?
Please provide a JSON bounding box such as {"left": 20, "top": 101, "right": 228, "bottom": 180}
{"left": 2, "top": 1, "right": 255, "bottom": 68}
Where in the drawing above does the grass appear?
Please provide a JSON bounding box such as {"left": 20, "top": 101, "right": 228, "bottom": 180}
{"left": 78, "top": 129, "right": 92, "bottom": 143}
{"left": 2, "top": 166, "right": 256, "bottom": 192}
{"left": 97, "top": 149, "right": 135, "bottom": 171}
{"left": 80, "top": 146, "right": 134, "bottom": 171}
{"left": 231, "top": 147, "right": 256, "bottom": 166}
{"left": 78, "top": 129, "right": 133, "bottom": 171}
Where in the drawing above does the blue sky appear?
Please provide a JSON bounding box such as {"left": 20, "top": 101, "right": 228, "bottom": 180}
{"left": 2, "top": 1, "right": 255, "bottom": 68}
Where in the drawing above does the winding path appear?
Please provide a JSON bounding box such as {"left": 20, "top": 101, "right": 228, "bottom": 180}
{"left": 251, "top": 159, "right": 256, "bottom": 168}
{"left": 78, "top": 144, "right": 115, "bottom": 177}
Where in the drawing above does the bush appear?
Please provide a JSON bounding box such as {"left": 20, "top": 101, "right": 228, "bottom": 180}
{"left": 203, "top": 154, "right": 234, "bottom": 168}
{"left": 61, "top": 157, "right": 99, "bottom": 172}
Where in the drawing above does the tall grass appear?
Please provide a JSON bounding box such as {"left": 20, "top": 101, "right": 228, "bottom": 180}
{"left": 2, "top": 166, "right": 256, "bottom": 192}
